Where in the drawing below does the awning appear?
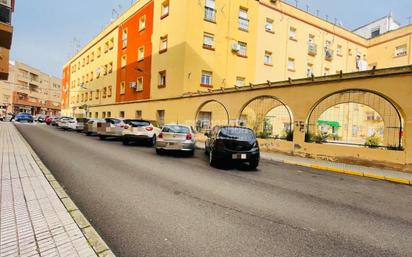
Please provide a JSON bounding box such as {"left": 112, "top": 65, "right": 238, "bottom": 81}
{"left": 317, "top": 120, "right": 341, "bottom": 128}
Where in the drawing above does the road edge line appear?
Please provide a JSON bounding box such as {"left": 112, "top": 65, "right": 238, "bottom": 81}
{"left": 14, "top": 124, "right": 117, "bottom": 257}
{"left": 282, "top": 159, "right": 411, "bottom": 186}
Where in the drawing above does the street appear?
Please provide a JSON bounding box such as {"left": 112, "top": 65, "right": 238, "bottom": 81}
{"left": 15, "top": 123, "right": 412, "bottom": 257}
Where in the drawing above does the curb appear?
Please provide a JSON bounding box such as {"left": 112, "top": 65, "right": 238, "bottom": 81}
{"left": 14, "top": 124, "right": 117, "bottom": 257}
{"left": 283, "top": 160, "right": 412, "bottom": 186}
{"left": 195, "top": 143, "right": 412, "bottom": 186}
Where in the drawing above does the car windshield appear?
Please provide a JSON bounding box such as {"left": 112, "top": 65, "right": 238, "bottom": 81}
{"left": 163, "top": 125, "right": 190, "bottom": 134}
{"left": 127, "top": 120, "right": 150, "bottom": 127}
{"left": 108, "top": 119, "right": 121, "bottom": 124}
{"left": 218, "top": 127, "right": 255, "bottom": 141}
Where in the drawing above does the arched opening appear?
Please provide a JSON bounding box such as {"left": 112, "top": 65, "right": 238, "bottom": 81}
{"left": 239, "top": 96, "right": 293, "bottom": 140}
{"left": 306, "top": 89, "right": 403, "bottom": 150}
{"left": 195, "top": 100, "right": 229, "bottom": 133}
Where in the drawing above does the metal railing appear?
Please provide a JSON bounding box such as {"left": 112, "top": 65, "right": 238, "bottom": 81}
{"left": 308, "top": 42, "right": 317, "bottom": 56}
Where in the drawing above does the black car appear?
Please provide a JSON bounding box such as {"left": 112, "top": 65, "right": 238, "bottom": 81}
{"left": 205, "top": 126, "right": 260, "bottom": 169}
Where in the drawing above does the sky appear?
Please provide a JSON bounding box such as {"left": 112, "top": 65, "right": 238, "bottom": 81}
{"left": 10, "top": 0, "right": 412, "bottom": 78}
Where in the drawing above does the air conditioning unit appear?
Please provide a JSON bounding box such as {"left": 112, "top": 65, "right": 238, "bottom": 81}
{"left": 130, "top": 81, "right": 137, "bottom": 89}
{"left": 231, "top": 43, "right": 240, "bottom": 52}
{"left": 325, "top": 48, "right": 334, "bottom": 60}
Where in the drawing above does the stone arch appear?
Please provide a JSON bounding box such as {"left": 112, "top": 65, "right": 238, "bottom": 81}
{"left": 306, "top": 89, "right": 403, "bottom": 148}
{"left": 195, "top": 100, "right": 229, "bottom": 132}
{"left": 238, "top": 96, "right": 293, "bottom": 139}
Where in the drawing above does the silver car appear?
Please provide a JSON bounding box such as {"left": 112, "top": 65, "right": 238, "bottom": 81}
{"left": 156, "top": 124, "right": 196, "bottom": 156}
{"left": 97, "top": 118, "right": 127, "bottom": 140}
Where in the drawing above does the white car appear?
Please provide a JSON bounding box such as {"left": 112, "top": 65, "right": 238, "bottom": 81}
{"left": 58, "top": 117, "right": 76, "bottom": 130}
{"left": 156, "top": 124, "right": 196, "bottom": 156}
{"left": 122, "top": 120, "right": 162, "bottom": 146}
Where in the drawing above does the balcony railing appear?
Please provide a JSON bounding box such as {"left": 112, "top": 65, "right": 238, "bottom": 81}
{"left": 204, "top": 6, "right": 216, "bottom": 22}
{"left": 238, "top": 17, "right": 249, "bottom": 31}
{"left": 308, "top": 42, "right": 317, "bottom": 56}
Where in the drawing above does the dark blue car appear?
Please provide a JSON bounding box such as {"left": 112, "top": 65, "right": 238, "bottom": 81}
{"left": 15, "top": 112, "right": 34, "bottom": 123}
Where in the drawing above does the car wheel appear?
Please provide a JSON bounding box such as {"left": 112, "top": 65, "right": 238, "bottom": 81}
{"left": 188, "top": 150, "right": 195, "bottom": 157}
{"left": 122, "top": 138, "right": 129, "bottom": 145}
{"left": 86, "top": 132, "right": 91, "bottom": 136}
{"left": 209, "top": 150, "right": 218, "bottom": 167}
{"left": 156, "top": 148, "right": 164, "bottom": 155}
{"left": 99, "top": 135, "right": 106, "bottom": 140}
{"left": 150, "top": 135, "right": 156, "bottom": 147}
{"left": 249, "top": 160, "right": 259, "bottom": 170}
{"left": 204, "top": 143, "right": 209, "bottom": 155}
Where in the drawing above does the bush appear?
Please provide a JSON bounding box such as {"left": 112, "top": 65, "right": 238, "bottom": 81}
{"left": 364, "top": 134, "right": 381, "bottom": 148}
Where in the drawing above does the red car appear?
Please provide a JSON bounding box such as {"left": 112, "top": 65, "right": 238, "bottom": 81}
{"left": 45, "top": 116, "right": 54, "bottom": 125}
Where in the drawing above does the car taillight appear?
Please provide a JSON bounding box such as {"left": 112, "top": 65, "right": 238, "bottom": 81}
{"left": 124, "top": 125, "right": 129, "bottom": 129}
{"left": 146, "top": 127, "right": 154, "bottom": 131}
{"left": 158, "top": 133, "right": 163, "bottom": 139}
{"left": 186, "top": 133, "right": 193, "bottom": 140}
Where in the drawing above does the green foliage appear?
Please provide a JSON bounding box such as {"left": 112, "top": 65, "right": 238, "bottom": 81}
{"left": 306, "top": 132, "right": 329, "bottom": 144}
{"left": 364, "top": 134, "right": 382, "bottom": 148}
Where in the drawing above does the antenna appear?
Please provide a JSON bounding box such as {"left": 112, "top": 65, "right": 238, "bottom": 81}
{"left": 294, "top": 0, "right": 298, "bottom": 7}
{"left": 407, "top": 16, "right": 412, "bottom": 25}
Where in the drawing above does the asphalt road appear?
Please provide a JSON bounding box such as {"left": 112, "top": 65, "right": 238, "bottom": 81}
{"left": 15, "top": 123, "right": 412, "bottom": 257}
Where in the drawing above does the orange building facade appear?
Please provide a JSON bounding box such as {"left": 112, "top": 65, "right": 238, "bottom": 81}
{"left": 116, "top": 1, "right": 153, "bottom": 103}
{"left": 61, "top": 65, "right": 70, "bottom": 110}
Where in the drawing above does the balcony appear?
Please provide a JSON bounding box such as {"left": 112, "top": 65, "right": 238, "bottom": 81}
{"left": 204, "top": 6, "right": 216, "bottom": 22}
{"left": 308, "top": 42, "right": 317, "bottom": 56}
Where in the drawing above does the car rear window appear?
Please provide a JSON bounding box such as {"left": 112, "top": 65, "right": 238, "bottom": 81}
{"left": 218, "top": 127, "right": 255, "bottom": 141}
{"left": 162, "top": 125, "right": 190, "bottom": 134}
{"left": 127, "top": 120, "right": 151, "bottom": 127}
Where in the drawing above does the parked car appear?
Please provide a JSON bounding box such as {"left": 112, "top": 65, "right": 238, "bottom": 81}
{"left": 84, "top": 118, "right": 105, "bottom": 136}
{"left": 15, "top": 112, "right": 34, "bottom": 123}
{"left": 34, "top": 115, "right": 46, "bottom": 123}
{"left": 205, "top": 126, "right": 260, "bottom": 169}
{"left": 156, "top": 124, "right": 196, "bottom": 155}
{"left": 45, "top": 116, "right": 56, "bottom": 125}
{"left": 52, "top": 117, "right": 63, "bottom": 126}
{"left": 74, "top": 118, "right": 89, "bottom": 132}
{"left": 122, "top": 119, "right": 161, "bottom": 146}
{"left": 58, "top": 117, "right": 76, "bottom": 130}
{"left": 96, "top": 118, "right": 128, "bottom": 140}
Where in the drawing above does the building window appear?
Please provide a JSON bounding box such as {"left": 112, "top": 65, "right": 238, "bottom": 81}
{"left": 90, "top": 72, "right": 94, "bottom": 81}
{"left": 157, "top": 110, "right": 165, "bottom": 126}
{"left": 307, "top": 63, "right": 314, "bottom": 77}
{"left": 89, "top": 91, "right": 93, "bottom": 100}
{"left": 108, "top": 62, "right": 113, "bottom": 73}
{"left": 204, "top": 0, "right": 216, "bottom": 22}
{"left": 85, "top": 92, "right": 88, "bottom": 102}
{"left": 104, "top": 41, "right": 109, "bottom": 53}
{"left": 265, "top": 18, "right": 274, "bottom": 32}
{"left": 102, "top": 112, "right": 106, "bottom": 118}
{"left": 97, "top": 47, "right": 101, "bottom": 58}
{"left": 139, "top": 15, "right": 146, "bottom": 31}
{"left": 237, "top": 41, "right": 247, "bottom": 57}
{"left": 337, "top": 45, "right": 343, "bottom": 56}
{"left": 120, "top": 81, "right": 126, "bottom": 95}
{"left": 324, "top": 67, "right": 330, "bottom": 76}
{"left": 102, "top": 87, "right": 107, "bottom": 98}
{"left": 158, "top": 70, "right": 166, "bottom": 87}
{"left": 138, "top": 46, "right": 145, "bottom": 61}
{"left": 103, "top": 65, "right": 108, "bottom": 76}
{"left": 159, "top": 35, "right": 168, "bottom": 53}
{"left": 108, "top": 86, "right": 112, "bottom": 97}
{"left": 136, "top": 110, "right": 142, "bottom": 119}
{"left": 95, "top": 112, "right": 99, "bottom": 118}
{"left": 119, "top": 111, "right": 125, "bottom": 118}
{"left": 137, "top": 77, "right": 144, "bottom": 91}
{"left": 371, "top": 28, "right": 380, "bottom": 38}
{"left": 395, "top": 45, "right": 407, "bottom": 57}
{"left": 96, "top": 89, "right": 100, "bottom": 99}
{"left": 238, "top": 8, "right": 249, "bottom": 31}
{"left": 122, "top": 29, "right": 128, "bottom": 48}
{"left": 288, "top": 58, "right": 295, "bottom": 71}
{"left": 161, "top": 1, "right": 169, "bottom": 19}
{"left": 264, "top": 51, "right": 273, "bottom": 66}
{"left": 201, "top": 71, "right": 213, "bottom": 87}
{"left": 289, "top": 27, "right": 297, "bottom": 41}
{"left": 121, "top": 54, "right": 127, "bottom": 68}
{"left": 203, "top": 33, "right": 214, "bottom": 50}
{"left": 109, "top": 38, "right": 114, "bottom": 50}
{"left": 236, "top": 77, "right": 245, "bottom": 87}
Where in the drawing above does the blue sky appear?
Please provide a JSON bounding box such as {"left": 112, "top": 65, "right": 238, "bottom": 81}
{"left": 10, "top": 0, "right": 412, "bottom": 78}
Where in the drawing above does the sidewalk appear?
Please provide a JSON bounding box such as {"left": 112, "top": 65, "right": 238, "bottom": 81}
{"left": 196, "top": 142, "right": 412, "bottom": 186}
{"left": 0, "top": 123, "right": 114, "bottom": 257}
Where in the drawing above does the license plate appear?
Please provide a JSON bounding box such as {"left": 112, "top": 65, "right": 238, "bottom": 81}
{"left": 232, "top": 154, "right": 247, "bottom": 159}
{"left": 167, "top": 142, "right": 175, "bottom": 146}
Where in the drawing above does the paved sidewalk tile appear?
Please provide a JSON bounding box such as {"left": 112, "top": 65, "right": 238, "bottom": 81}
{"left": 0, "top": 123, "right": 98, "bottom": 257}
